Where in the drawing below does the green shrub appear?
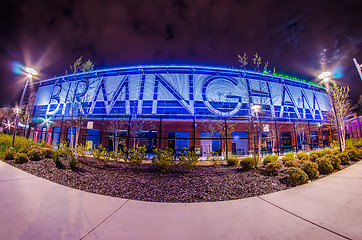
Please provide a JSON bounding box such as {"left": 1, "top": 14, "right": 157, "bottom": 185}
{"left": 288, "top": 167, "right": 309, "bottom": 186}
{"left": 52, "top": 152, "right": 63, "bottom": 168}
{"left": 4, "top": 150, "right": 15, "bottom": 160}
{"left": 126, "top": 146, "right": 147, "bottom": 166}
{"left": 68, "top": 152, "right": 79, "bottom": 170}
{"left": 284, "top": 159, "right": 298, "bottom": 167}
{"left": 42, "top": 148, "right": 54, "bottom": 159}
{"left": 207, "top": 151, "right": 222, "bottom": 165}
{"left": 226, "top": 156, "right": 240, "bottom": 166}
{"left": 316, "top": 157, "right": 334, "bottom": 174}
{"left": 296, "top": 152, "right": 309, "bottom": 161}
{"left": 265, "top": 161, "right": 283, "bottom": 175}
{"left": 282, "top": 152, "right": 295, "bottom": 163}
{"left": 308, "top": 151, "right": 319, "bottom": 162}
{"left": 179, "top": 149, "right": 199, "bottom": 170}
{"left": 331, "top": 149, "right": 340, "bottom": 155}
{"left": 316, "top": 148, "right": 331, "bottom": 157}
{"left": 239, "top": 157, "right": 255, "bottom": 170}
{"left": 324, "top": 154, "right": 341, "bottom": 170}
{"left": 345, "top": 149, "right": 358, "bottom": 161}
{"left": 337, "top": 153, "right": 350, "bottom": 165}
{"left": 28, "top": 148, "right": 43, "bottom": 161}
{"left": 18, "top": 147, "right": 30, "bottom": 154}
{"left": 14, "top": 153, "right": 28, "bottom": 164}
{"left": 301, "top": 161, "right": 319, "bottom": 180}
{"left": 152, "top": 148, "right": 175, "bottom": 172}
{"left": 263, "top": 155, "right": 278, "bottom": 165}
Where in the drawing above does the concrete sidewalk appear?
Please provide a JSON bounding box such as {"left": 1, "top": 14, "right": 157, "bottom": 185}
{"left": 0, "top": 161, "right": 361, "bottom": 240}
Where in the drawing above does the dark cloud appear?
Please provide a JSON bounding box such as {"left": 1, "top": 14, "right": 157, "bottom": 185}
{"left": 1, "top": 0, "right": 362, "bottom": 106}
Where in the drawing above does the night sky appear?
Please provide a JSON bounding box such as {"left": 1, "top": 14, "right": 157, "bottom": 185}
{"left": 1, "top": 0, "right": 362, "bottom": 107}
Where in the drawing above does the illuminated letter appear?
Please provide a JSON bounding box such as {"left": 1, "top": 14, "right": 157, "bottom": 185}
{"left": 46, "top": 84, "right": 62, "bottom": 115}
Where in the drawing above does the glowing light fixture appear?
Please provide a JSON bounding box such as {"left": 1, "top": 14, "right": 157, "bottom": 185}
{"left": 318, "top": 71, "right": 341, "bottom": 152}
{"left": 25, "top": 67, "right": 38, "bottom": 77}
{"left": 252, "top": 104, "right": 261, "bottom": 112}
{"left": 318, "top": 71, "right": 332, "bottom": 82}
{"left": 12, "top": 66, "right": 38, "bottom": 147}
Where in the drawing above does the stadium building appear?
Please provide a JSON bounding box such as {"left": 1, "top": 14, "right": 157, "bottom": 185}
{"left": 27, "top": 65, "right": 334, "bottom": 156}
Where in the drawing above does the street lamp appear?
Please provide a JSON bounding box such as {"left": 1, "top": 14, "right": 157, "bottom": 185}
{"left": 252, "top": 104, "right": 262, "bottom": 167}
{"left": 12, "top": 67, "right": 38, "bottom": 147}
{"left": 318, "top": 71, "right": 342, "bottom": 152}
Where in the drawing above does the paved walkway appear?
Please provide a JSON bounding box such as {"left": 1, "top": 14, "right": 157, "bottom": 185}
{"left": 0, "top": 161, "right": 362, "bottom": 240}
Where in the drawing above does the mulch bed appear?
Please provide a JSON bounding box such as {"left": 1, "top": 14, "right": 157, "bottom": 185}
{"left": 5, "top": 156, "right": 295, "bottom": 203}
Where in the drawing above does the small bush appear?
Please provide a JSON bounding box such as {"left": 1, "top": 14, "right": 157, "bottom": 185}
{"left": 265, "top": 161, "right": 283, "bottom": 175}
{"left": 4, "top": 150, "right": 15, "bottom": 160}
{"left": 239, "top": 157, "right": 255, "bottom": 170}
{"left": 28, "top": 148, "right": 43, "bottom": 161}
{"left": 301, "top": 161, "right": 319, "bottom": 180}
{"left": 207, "top": 151, "right": 222, "bottom": 165}
{"left": 226, "top": 156, "right": 240, "bottom": 166}
{"left": 316, "top": 148, "right": 331, "bottom": 157}
{"left": 263, "top": 155, "right": 278, "bottom": 165}
{"left": 284, "top": 159, "right": 298, "bottom": 167}
{"left": 288, "top": 167, "right": 309, "bottom": 186}
{"left": 152, "top": 148, "right": 175, "bottom": 172}
{"left": 324, "top": 154, "right": 341, "bottom": 170}
{"left": 296, "top": 152, "right": 309, "bottom": 161}
{"left": 282, "top": 152, "right": 295, "bottom": 163}
{"left": 68, "top": 152, "right": 79, "bottom": 170}
{"left": 316, "top": 157, "right": 334, "bottom": 174}
{"left": 42, "top": 148, "right": 54, "bottom": 159}
{"left": 52, "top": 152, "right": 63, "bottom": 168}
{"left": 18, "top": 147, "right": 30, "bottom": 154}
{"left": 179, "top": 149, "right": 199, "bottom": 170}
{"left": 126, "top": 146, "right": 147, "bottom": 166}
{"left": 308, "top": 151, "right": 319, "bottom": 162}
{"left": 337, "top": 153, "right": 350, "bottom": 165}
{"left": 345, "top": 149, "right": 359, "bottom": 161}
{"left": 14, "top": 153, "right": 28, "bottom": 164}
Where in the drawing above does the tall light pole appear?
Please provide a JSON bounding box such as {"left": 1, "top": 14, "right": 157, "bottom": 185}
{"left": 252, "top": 104, "right": 261, "bottom": 167}
{"left": 12, "top": 67, "right": 38, "bottom": 147}
{"left": 318, "top": 71, "right": 342, "bottom": 152}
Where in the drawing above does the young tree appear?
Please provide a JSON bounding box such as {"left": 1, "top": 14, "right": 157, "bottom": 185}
{"left": 355, "top": 95, "right": 362, "bottom": 116}
{"left": 108, "top": 119, "right": 128, "bottom": 151}
{"left": 66, "top": 57, "right": 95, "bottom": 151}
{"left": 328, "top": 83, "right": 353, "bottom": 151}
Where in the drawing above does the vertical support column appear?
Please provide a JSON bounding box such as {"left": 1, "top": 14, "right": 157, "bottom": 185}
{"left": 358, "top": 117, "right": 362, "bottom": 138}
{"left": 329, "top": 122, "right": 333, "bottom": 147}
{"left": 99, "top": 117, "right": 104, "bottom": 147}
{"left": 193, "top": 116, "right": 196, "bottom": 150}
{"left": 59, "top": 116, "right": 64, "bottom": 145}
{"left": 127, "top": 116, "right": 131, "bottom": 149}
{"left": 224, "top": 118, "right": 228, "bottom": 160}
{"left": 158, "top": 116, "right": 162, "bottom": 149}
{"left": 274, "top": 119, "right": 279, "bottom": 155}
{"left": 293, "top": 121, "right": 298, "bottom": 152}
{"left": 308, "top": 121, "right": 312, "bottom": 150}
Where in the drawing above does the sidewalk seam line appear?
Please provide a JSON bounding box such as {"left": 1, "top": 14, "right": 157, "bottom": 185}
{"left": 0, "top": 177, "right": 36, "bottom": 182}
{"left": 80, "top": 199, "right": 130, "bottom": 240}
{"left": 258, "top": 196, "right": 352, "bottom": 240}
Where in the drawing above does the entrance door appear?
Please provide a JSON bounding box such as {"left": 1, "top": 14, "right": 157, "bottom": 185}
{"left": 231, "top": 132, "right": 248, "bottom": 155}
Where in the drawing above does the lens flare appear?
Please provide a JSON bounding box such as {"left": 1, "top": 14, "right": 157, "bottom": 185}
{"left": 11, "top": 62, "right": 24, "bottom": 75}
{"left": 332, "top": 66, "right": 344, "bottom": 79}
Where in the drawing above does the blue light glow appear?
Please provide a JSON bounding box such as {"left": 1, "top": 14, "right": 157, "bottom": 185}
{"left": 332, "top": 66, "right": 344, "bottom": 79}
{"left": 11, "top": 62, "right": 24, "bottom": 75}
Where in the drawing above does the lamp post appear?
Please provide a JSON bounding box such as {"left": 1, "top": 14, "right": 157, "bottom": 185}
{"left": 12, "top": 67, "right": 38, "bottom": 147}
{"left": 318, "top": 72, "right": 342, "bottom": 152}
{"left": 252, "top": 104, "right": 261, "bottom": 167}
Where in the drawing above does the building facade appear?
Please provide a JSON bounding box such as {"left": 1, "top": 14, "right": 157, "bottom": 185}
{"left": 28, "top": 65, "right": 334, "bottom": 156}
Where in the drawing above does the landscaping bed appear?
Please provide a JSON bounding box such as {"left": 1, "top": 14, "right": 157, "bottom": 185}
{"left": 2, "top": 134, "right": 362, "bottom": 203}
{"left": 5, "top": 156, "right": 291, "bottom": 203}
